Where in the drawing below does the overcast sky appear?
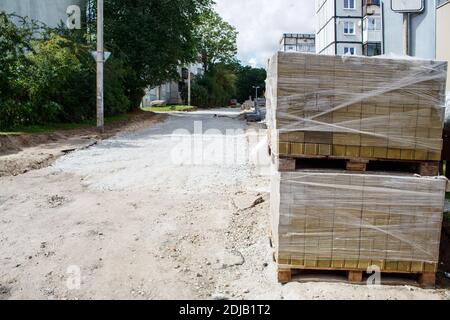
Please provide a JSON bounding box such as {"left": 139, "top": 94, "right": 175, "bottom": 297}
{"left": 215, "top": 0, "right": 315, "bottom": 68}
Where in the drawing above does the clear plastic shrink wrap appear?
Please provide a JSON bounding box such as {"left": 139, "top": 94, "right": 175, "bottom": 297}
{"left": 271, "top": 171, "right": 447, "bottom": 272}
{"left": 266, "top": 52, "right": 448, "bottom": 161}
{"left": 267, "top": 52, "right": 448, "bottom": 273}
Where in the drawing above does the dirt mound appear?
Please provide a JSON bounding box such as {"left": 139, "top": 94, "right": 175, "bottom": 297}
{"left": 0, "top": 110, "right": 166, "bottom": 177}
{"left": 0, "top": 110, "right": 164, "bottom": 156}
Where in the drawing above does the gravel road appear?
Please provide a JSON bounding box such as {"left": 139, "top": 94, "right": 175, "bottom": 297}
{"left": 1, "top": 108, "right": 449, "bottom": 300}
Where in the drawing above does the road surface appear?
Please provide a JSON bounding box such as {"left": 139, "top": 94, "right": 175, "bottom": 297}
{"left": 1, "top": 109, "right": 449, "bottom": 300}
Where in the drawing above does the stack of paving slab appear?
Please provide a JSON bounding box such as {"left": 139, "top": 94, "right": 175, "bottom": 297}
{"left": 266, "top": 52, "right": 447, "bottom": 161}
{"left": 267, "top": 51, "right": 448, "bottom": 281}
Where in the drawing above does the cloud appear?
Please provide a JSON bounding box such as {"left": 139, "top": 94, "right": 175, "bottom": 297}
{"left": 215, "top": 0, "right": 315, "bottom": 68}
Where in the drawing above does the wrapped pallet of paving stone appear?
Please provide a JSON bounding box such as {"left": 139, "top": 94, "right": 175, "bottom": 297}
{"left": 271, "top": 170, "right": 448, "bottom": 279}
{"left": 266, "top": 52, "right": 448, "bottom": 162}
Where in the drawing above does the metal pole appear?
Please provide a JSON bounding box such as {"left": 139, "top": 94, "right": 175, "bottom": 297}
{"left": 96, "top": 0, "right": 104, "bottom": 132}
{"left": 403, "top": 13, "right": 410, "bottom": 56}
{"left": 253, "top": 86, "right": 259, "bottom": 112}
{"left": 187, "top": 66, "right": 191, "bottom": 106}
{"left": 255, "top": 87, "right": 258, "bottom": 112}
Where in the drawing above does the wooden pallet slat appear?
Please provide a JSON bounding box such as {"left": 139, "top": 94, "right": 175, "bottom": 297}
{"left": 348, "top": 270, "right": 363, "bottom": 283}
{"left": 346, "top": 160, "right": 368, "bottom": 172}
{"left": 272, "top": 154, "right": 440, "bottom": 176}
{"left": 277, "top": 266, "right": 437, "bottom": 288}
{"left": 278, "top": 268, "right": 292, "bottom": 284}
{"left": 418, "top": 272, "right": 436, "bottom": 289}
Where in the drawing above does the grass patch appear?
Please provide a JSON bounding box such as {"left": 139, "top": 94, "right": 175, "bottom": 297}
{"left": 142, "top": 105, "right": 195, "bottom": 113}
{"left": 0, "top": 114, "right": 130, "bottom": 135}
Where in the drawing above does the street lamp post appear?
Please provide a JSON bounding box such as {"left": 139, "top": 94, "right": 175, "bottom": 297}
{"left": 96, "top": 0, "right": 104, "bottom": 132}
{"left": 252, "top": 86, "right": 260, "bottom": 111}
{"left": 188, "top": 66, "right": 191, "bottom": 106}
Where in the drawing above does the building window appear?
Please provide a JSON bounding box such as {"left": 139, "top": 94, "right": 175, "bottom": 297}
{"left": 363, "top": 17, "right": 381, "bottom": 31}
{"left": 344, "top": 0, "right": 355, "bottom": 9}
{"left": 363, "top": 43, "right": 382, "bottom": 56}
{"left": 344, "top": 47, "right": 355, "bottom": 55}
{"left": 344, "top": 21, "right": 355, "bottom": 35}
{"left": 368, "top": 17, "right": 381, "bottom": 31}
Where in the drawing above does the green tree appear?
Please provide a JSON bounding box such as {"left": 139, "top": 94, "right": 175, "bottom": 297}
{"left": 182, "top": 8, "right": 239, "bottom": 108}
{"left": 235, "top": 65, "right": 267, "bottom": 103}
{"left": 25, "top": 32, "right": 131, "bottom": 123}
{"left": 203, "top": 64, "right": 237, "bottom": 106}
{"left": 0, "top": 13, "right": 35, "bottom": 129}
{"left": 96, "top": 0, "right": 212, "bottom": 109}
{"left": 195, "top": 10, "right": 238, "bottom": 73}
{"left": 184, "top": 63, "right": 236, "bottom": 108}
{"left": 0, "top": 11, "right": 132, "bottom": 129}
{"left": 0, "top": 13, "right": 31, "bottom": 95}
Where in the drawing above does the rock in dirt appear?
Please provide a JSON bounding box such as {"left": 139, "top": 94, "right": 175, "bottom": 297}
{"left": 221, "top": 251, "right": 245, "bottom": 268}
{"left": 0, "top": 284, "right": 11, "bottom": 299}
{"left": 231, "top": 194, "right": 265, "bottom": 211}
{"left": 47, "top": 195, "right": 67, "bottom": 208}
{"left": 250, "top": 196, "right": 265, "bottom": 208}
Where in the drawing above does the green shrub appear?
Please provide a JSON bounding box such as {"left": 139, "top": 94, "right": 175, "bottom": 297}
{"left": 0, "top": 13, "right": 33, "bottom": 129}
{"left": 25, "top": 34, "right": 94, "bottom": 123}
{"left": 181, "top": 81, "right": 208, "bottom": 108}
{"left": 0, "top": 100, "right": 34, "bottom": 129}
{"left": 0, "top": 13, "right": 132, "bottom": 130}
{"left": 181, "top": 64, "right": 237, "bottom": 108}
{"left": 104, "top": 57, "right": 131, "bottom": 115}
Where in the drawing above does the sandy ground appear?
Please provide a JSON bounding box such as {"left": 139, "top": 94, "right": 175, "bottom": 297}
{"left": 1, "top": 108, "right": 449, "bottom": 300}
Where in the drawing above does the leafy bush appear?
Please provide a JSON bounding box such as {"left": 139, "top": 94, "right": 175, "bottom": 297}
{"left": 181, "top": 81, "right": 208, "bottom": 108}
{"left": 0, "top": 100, "right": 34, "bottom": 130}
{"left": 0, "top": 13, "right": 33, "bottom": 129}
{"left": 181, "top": 64, "right": 237, "bottom": 108}
{"left": 25, "top": 34, "right": 95, "bottom": 123}
{"left": 235, "top": 65, "right": 266, "bottom": 103}
{"left": 104, "top": 57, "right": 132, "bottom": 115}
{"left": 0, "top": 13, "right": 132, "bottom": 130}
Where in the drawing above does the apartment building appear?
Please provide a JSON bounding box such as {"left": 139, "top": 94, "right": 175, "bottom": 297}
{"left": 436, "top": 0, "right": 450, "bottom": 94}
{"left": 280, "top": 33, "right": 316, "bottom": 53}
{"left": 362, "top": 0, "right": 382, "bottom": 55}
{"left": 315, "top": 0, "right": 382, "bottom": 56}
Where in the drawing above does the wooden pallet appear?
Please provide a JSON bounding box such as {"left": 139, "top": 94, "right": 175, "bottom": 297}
{"left": 277, "top": 267, "right": 436, "bottom": 288}
{"left": 272, "top": 154, "right": 440, "bottom": 176}
{"left": 269, "top": 235, "right": 437, "bottom": 288}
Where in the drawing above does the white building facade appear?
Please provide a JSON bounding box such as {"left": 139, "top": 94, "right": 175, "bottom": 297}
{"left": 280, "top": 33, "right": 316, "bottom": 53}
{"left": 363, "top": 0, "right": 382, "bottom": 56}
{"left": 315, "top": 0, "right": 382, "bottom": 56}
{"left": 143, "top": 62, "right": 204, "bottom": 106}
